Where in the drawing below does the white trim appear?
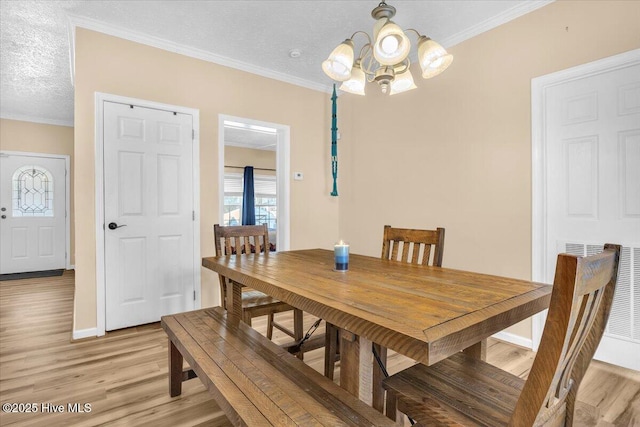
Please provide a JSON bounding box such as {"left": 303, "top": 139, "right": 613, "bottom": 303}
{"left": 441, "top": 1, "right": 553, "bottom": 48}
{"left": 0, "top": 113, "right": 73, "bottom": 128}
{"left": 67, "top": 13, "right": 329, "bottom": 93}
{"left": 492, "top": 331, "right": 533, "bottom": 350}
{"left": 95, "top": 93, "right": 201, "bottom": 336}
{"left": 72, "top": 327, "right": 98, "bottom": 340}
{"left": 531, "top": 48, "right": 640, "bottom": 351}
{"left": 218, "top": 114, "right": 291, "bottom": 252}
{"left": 0, "top": 151, "right": 72, "bottom": 271}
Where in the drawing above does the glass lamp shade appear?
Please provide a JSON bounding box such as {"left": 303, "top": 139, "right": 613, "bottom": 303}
{"left": 389, "top": 70, "right": 417, "bottom": 95}
{"left": 322, "top": 40, "right": 355, "bottom": 81}
{"left": 418, "top": 36, "right": 453, "bottom": 79}
{"left": 339, "top": 63, "right": 366, "bottom": 95}
{"left": 373, "top": 18, "right": 411, "bottom": 66}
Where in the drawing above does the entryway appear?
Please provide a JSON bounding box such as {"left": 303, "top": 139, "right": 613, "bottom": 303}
{"left": 0, "top": 152, "right": 69, "bottom": 275}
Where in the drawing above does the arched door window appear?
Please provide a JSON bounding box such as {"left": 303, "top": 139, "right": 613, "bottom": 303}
{"left": 12, "top": 165, "right": 54, "bottom": 217}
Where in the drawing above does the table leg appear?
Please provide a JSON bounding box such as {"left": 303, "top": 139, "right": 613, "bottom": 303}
{"left": 169, "top": 340, "right": 183, "bottom": 397}
{"left": 227, "top": 279, "right": 243, "bottom": 322}
{"left": 462, "top": 338, "right": 487, "bottom": 360}
{"left": 339, "top": 330, "right": 373, "bottom": 405}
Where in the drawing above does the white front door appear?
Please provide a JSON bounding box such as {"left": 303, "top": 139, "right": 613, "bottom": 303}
{"left": 104, "top": 101, "right": 195, "bottom": 330}
{"left": 542, "top": 58, "right": 640, "bottom": 370}
{"left": 0, "top": 154, "right": 66, "bottom": 274}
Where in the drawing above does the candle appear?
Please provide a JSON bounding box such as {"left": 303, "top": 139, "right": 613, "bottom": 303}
{"left": 334, "top": 240, "right": 349, "bottom": 271}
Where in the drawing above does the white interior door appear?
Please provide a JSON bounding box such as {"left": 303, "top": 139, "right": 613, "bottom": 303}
{"left": 543, "top": 60, "right": 640, "bottom": 370}
{"left": 104, "top": 101, "right": 195, "bottom": 330}
{"left": 0, "top": 154, "right": 66, "bottom": 274}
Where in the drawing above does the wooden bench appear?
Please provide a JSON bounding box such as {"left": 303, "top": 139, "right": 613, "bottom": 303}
{"left": 161, "top": 307, "right": 395, "bottom": 426}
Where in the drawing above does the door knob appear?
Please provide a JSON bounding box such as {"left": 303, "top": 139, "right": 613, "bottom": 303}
{"left": 1, "top": 207, "right": 6, "bottom": 211}
{"left": 108, "top": 222, "right": 127, "bottom": 230}
{"left": 1, "top": 215, "right": 5, "bottom": 219}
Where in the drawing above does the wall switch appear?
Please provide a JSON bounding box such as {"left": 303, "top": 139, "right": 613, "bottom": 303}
{"left": 294, "top": 172, "right": 304, "bottom": 180}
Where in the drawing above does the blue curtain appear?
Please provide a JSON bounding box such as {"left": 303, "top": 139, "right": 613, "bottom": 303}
{"left": 241, "top": 166, "right": 256, "bottom": 225}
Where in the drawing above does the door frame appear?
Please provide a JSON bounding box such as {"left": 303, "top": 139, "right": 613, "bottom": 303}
{"left": 95, "top": 93, "right": 201, "bottom": 336}
{"left": 531, "top": 48, "right": 640, "bottom": 350}
{"left": 0, "top": 150, "right": 71, "bottom": 271}
{"left": 217, "top": 114, "right": 291, "bottom": 252}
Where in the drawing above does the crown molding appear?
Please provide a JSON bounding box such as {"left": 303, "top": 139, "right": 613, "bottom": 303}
{"left": 66, "top": 13, "right": 332, "bottom": 93}
{"left": 0, "top": 113, "right": 73, "bottom": 128}
{"left": 64, "top": 3, "right": 553, "bottom": 97}
{"left": 440, "top": 0, "right": 554, "bottom": 48}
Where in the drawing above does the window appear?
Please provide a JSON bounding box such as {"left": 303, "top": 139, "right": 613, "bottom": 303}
{"left": 12, "top": 165, "right": 54, "bottom": 217}
{"left": 223, "top": 173, "right": 277, "bottom": 230}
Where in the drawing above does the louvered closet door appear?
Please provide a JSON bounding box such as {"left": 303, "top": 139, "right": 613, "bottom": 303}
{"left": 545, "top": 61, "right": 640, "bottom": 371}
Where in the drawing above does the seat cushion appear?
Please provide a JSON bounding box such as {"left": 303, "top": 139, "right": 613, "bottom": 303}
{"left": 383, "top": 352, "right": 525, "bottom": 426}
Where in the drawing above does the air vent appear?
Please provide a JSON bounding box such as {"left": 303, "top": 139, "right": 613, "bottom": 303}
{"left": 562, "top": 242, "right": 638, "bottom": 343}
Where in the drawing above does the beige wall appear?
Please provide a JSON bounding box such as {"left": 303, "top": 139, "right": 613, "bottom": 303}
{"left": 0, "top": 119, "right": 75, "bottom": 265}
{"left": 339, "top": 0, "right": 640, "bottom": 339}
{"left": 224, "top": 146, "right": 276, "bottom": 176}
{"left": 74, "top": 28, "right": 339, "bottom": 332}
{"left": 71, "top": 1, "right": 640, "bottom": 338}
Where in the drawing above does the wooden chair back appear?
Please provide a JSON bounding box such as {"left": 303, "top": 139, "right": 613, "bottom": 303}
{"left": 510, "top": 244, "right": 621, "bottom": 426}
{"left": 214, "top": 223, "right": 270, "bottom": 257}
{"left": 381, "top": 225, "right": 445, "bottom": 266}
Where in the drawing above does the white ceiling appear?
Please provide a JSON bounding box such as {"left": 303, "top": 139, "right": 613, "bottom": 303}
{"left": 0, "top": 0, "right": 552, "bottom": 127}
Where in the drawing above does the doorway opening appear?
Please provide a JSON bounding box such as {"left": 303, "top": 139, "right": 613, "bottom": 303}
{"left": 217, "top": 115, "right": 290, "bottom": 253}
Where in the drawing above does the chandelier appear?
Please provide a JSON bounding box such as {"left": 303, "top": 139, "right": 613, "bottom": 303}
{"left": 321, "top": 1, "right": 453, "bottom": 96}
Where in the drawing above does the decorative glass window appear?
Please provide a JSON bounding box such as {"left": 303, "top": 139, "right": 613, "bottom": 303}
{"left": 12, "top": 165, "right": 54, "bottom": 217}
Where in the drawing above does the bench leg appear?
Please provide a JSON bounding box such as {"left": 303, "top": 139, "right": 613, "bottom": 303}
{"left": 462, "top": 338, "right": 487, "bottom": 361}
{"left": 169, "top": 340, "right": 183, "bottom": 397}
{"left": 385, "top": 389, "right": 398, "bottom": 421}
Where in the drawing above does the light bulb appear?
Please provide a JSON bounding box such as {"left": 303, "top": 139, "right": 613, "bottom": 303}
{"left": 380, "top": 35, "right": 399, "bottom": 54}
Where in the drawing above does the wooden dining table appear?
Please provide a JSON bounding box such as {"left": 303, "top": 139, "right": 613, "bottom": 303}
{"left": 202, "top": 249, "right": 552, "bottom": 408}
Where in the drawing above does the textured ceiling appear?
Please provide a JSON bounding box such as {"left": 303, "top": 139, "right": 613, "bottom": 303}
{"left": 0, "top": 0, "right": 551, "bottom": 127}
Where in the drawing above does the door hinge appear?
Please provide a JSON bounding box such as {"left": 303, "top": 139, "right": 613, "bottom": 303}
{"left": 192, "top": 211, "right": 195, "bottom": 221}
{"left": 192, "top": 129, "right": 195, "bottom": 140}
{"left": 193, "top": 290, "right": 196, "bottom": 301}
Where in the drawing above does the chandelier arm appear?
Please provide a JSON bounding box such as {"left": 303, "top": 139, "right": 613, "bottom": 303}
{"left": 404, "top": 28, "right": 424, "bottom": 39}
{"left": 357, "top": 44, "right": 371, "bottom": 60}
{"left": 359, "top": 44, "right": 377, "bottom": 77}
{"left": 350, "top": 30, "right": 372, "bottom": 44}
{"left": 394, "top": 58, "right": 410, "bottom": 74}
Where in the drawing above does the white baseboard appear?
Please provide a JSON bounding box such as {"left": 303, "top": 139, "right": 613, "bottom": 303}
{"left": 492, "top": 331, "right": 533, "bottom": 350}
{"left": 73, "top": 328, "right": 97, "bottom": 340}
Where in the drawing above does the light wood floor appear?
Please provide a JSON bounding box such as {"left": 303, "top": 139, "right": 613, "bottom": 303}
{"left": 0, "top": 271, "right": 638, "bottom": 426}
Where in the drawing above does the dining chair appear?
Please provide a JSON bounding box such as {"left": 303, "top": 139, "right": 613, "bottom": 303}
{"left": 214, "top": 224, "right": 303, "bottom": 350}
{"left": 382, "top": 243, "right": 621, "bottom": 426}
{"left": 324, "top": 225, "right": 446, "bottom": 410}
